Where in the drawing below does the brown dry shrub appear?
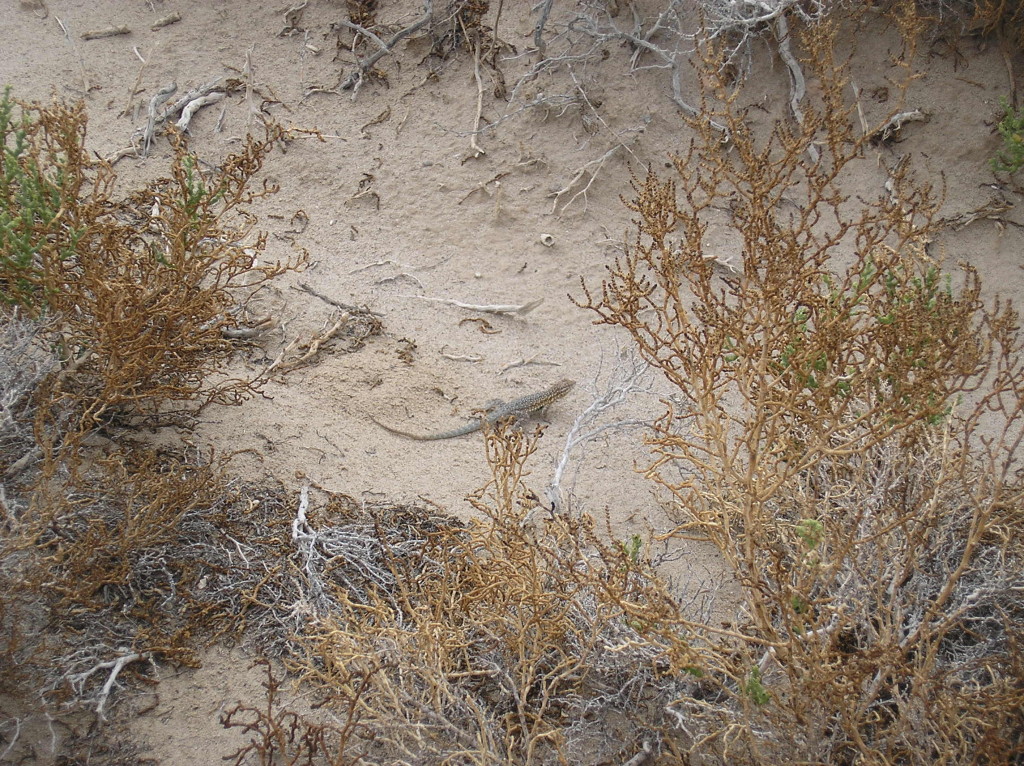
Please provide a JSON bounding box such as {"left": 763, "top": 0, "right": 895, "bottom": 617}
{"left": 969, "top": 0, "right": 1024, "bottom": 48}
{"left": 575, "top": 19, "right": 1024, "bottom": 766}
{"left": 0, "top": 92, "right": 303, "bottom": 721}
{"left": 0, "top": 92, "right": 303, "bottom": 458}
{"left": 289, "top": 424, "right": 695, "bottom": 764}
{"left": 221, "top": 659, "right": 369, "bottom": 766}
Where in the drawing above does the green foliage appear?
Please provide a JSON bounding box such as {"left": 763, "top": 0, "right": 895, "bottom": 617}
{"left": 991, "top": 96, "right": 1024, "bottom": 174}
{"left": 771, "top": 258, "right": 961, "bottom": 423}
{"left": 0, "top": 87, "right": 88, "bottom": 309}
{"left": 620, "top": 532, "right": 643, "bottom": 565}
{"left": 794, "top": 519, "right": 823, "bottom": 550}
{"left": 743, "top": 666, "right": 771, "bottom": 706}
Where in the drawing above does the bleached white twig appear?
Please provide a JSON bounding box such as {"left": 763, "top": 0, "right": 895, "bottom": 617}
{"left": 289, "top": 483, "right": 405, "bottom": 616}
{"left": 335, "top": 18, "right": 388, "bottom": 50}
{"left": 151, "top": 12, "right": 182, "bottom": 30}
{"left": 775, "top": 13, "right": 819, "bottom": 164}
{"left": 292, "top": 481, "right": 313, "bottom": 543}
{"left": 622, "top": 739, "right": 654, "bottom": 766}
{"left": 158, "top": 76, "right": 231, "bottom": 125}
{"left": 698, "top": 0, "right": 826, "bottom": 71}
{"left": 68, "top": 651, "right": 151, "bottom": 718}
{"left": 567, "top": 3, "right": 728, "bottom": 135}
{"left": 406, "top": 295, "right": 545, "bottom": 316}
{"left": 549, "top": 144, "right": 620, "bottom": 215}
{"left": 143, "top": 81, "right": 177, "bottom": 157}
{"left": 81, "top": 25, "right": 130, "bottom": 40}
{"left": 469, "top": 43, "right": 487, "bottom": 159}
{"left": 220, "top": 316, "right": 276, "bottom": 339}
{"left": 175, "top": 91, "right": 227, "bottom": 132}
{"left": 546, "top": 353, "right": 655, "bottom": 514}
{"left": 440, "top": 350, "right": 484, "bottom": 362}
{"left": 0, "top": 717, "right": 21, "bottom": 761}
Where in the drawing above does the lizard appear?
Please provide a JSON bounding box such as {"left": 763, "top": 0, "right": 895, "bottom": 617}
{"left": 371, "top": 378, "right": 575, "bottom": 441}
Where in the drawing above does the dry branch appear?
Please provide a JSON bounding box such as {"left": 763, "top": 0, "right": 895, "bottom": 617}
{"left": 406, "top": 295, "right": 545, "bottom": 316}
{"left": 291, "top": 425, "right": 694, "bottom": 762}
{"left": 68, "top": 651, "right": 151, "bottom": 718}
{"left": 175, "top": 91, "right": 227, "bottom": 132}
{"left": 546, "top": 352, "right": 654, "bottom": 514}
{"left": 340, "top": 1, "right": 433, "bottom": 93}
{"left": 775, "top": 13, "right": 818, "bottom": 163}
{"left": 142, "top": 81, "right": 176, "bottom": 157}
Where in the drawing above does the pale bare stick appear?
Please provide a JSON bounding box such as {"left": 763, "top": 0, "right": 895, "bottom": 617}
{"left": 120, "top": 47, "right": 147, "bottom": 118}
{"left": 533, "top": 0, "right": 556, "bottom": 57}
{"left": 395, "top": 105, "right": 410, "bottom": 135}
{"left": 405, "top": 296, "right": 545, "bottom": 316}
{"left": 698, "top": 0, "right": 826, "bottom": 73}
{"left": 569, "top": 69, "right": 647, "bottom": 168}
{"left": 156, "top": 76, "right": 232, "bottom": 124}
{"left": 175, "top": 91, "right": 227, "bottom": 132}
{"left": 281, "top": 1, "right": 308, "bottom": 35}
{"left": 349, "top": 254, "right": 453, "bottom": 275}
{"left": 295, "top": 282, "right": 384, "bottom": 315}
{"left": 0, "top": 715, "right": 20, "bottom": 761}
{"left": 105, "top": 145, "right": 138, "bottom": 165}
{"left": 440, "top": 349, "right": 484, "bottom": 363}
{"left": 142, "top": 81, "right": 177, "bottom": 157}
{"left": 851, "top": 80, "right": 869, "bottom": 136}
{"left": 67, "top": 651, "right": 151, "bottom": 718}
{"left": 939, "top": 196, "right": 1016, "bottom": 232}
{"left": 468, "top": 42, "right": 487, "bottom": 159}
{"left": 334, "top": 18, "right": 388, "bottom": 50}
{"left": 459, "top": 172, "right": 510, "bottom": 204}
{"left": 622, "top": 740, "right": 654, "bottom": 766}
{"left": 350, "top": 258, "right": 416, "bottom": 274}
{"left": 221, "top": 316, "right": 277, "bottom": 340}
{"left": 500, "top": 356, "right": 562, "bottom": 372}
{"left": 243, "top": 44, "right": 258, "bottom": 132}
{"left": 585, "top": 18, "right": 724, "bottom": 133}
{"left": 545, "top": 352, "right": 654, "bottom": 515}
{"left": 261, "top": 314, "right": 350, "bottom": 377}
{"left": 775, "top": 13, "right": 818, "bottom": 164}
{"left": 549, "top": 144, "right": 620, "bottom": 216}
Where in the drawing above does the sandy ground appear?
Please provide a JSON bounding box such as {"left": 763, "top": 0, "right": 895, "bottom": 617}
{"left": 2, "top": 0, "right": 1021, "bottom": 762}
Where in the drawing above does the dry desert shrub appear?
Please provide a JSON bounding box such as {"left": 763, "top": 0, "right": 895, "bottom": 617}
{"left": 290, "top": 424, "right": 696, "bottom": 764}
{"left": 576, "top": 20, "right": 1024, "bottom": 766}
{"left": 965, "top": 0, "right": 1024, "bottom": 48}
{"left": 220, "top": 658, "right": 368, "bottom": 766}
{"left": 0, "top": 91, "right": 304, "bottom": 727}
{"left": 0, "top": 89, "right": 303, "bottom": 459}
